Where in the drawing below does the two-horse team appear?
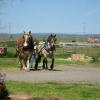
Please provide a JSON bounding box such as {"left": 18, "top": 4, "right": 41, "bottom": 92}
{"left": 16, "top": 31, "right": 56, "bottom": 71}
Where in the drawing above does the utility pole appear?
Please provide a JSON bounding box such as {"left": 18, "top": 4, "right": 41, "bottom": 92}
{"left": 8, "top": 23, "right": 13, "bottom": 41}
{"left": 8, "top": 23, "right": 11, "bottom": 34}
{"left": 83, "top": 22, "right": 86, "bottom": 34}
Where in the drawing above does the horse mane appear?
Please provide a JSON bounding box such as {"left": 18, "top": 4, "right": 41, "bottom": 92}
{"left": 16, "top": 36, "right": 24, "bottom": 48}
{"left": 28, "top": 35, "right": 34, "bottom": 49}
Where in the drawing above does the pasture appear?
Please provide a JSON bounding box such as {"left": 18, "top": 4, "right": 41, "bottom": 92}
{"left": 0, "top": 46, "right": 100, "bottom": 70}
{"left": 0, "top": 46, "right": 100, "bottom": 71}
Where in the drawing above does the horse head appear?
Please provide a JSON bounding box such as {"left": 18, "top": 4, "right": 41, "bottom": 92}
{"left": 47, "top": 34, "right": 57, "bottom": 50}
{"left": 22, "top": 31, "right": 33, "bottom": 48}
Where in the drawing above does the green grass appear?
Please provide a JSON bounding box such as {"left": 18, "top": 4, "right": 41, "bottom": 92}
{"left": 0, "top": 46, "right": 100, "bottom": 71}
{"left": 2, "top": 46, "right": 100, "bottom": 59}
{"left": 0, "top": 47, "right": 18, "bottom": 70}
{"left": 55, "top": 47, "right": 100, "bottom": 58}
{"left": 1, "top": 47, "right": 16, "bottom": 58}
{"left": 0, "top": 58, "right": 17, "bottom": 67}
{"left": 6, "top": 81, "right": 100, "bottom": 100}
{"left": 0, "top": 58, "right": 18, "bottom": 71}
{"left": 93, "top": 60, "right": 100, "bottom": 66}
{"left": 0, "top": 57, "right": 88, "bottom": 71}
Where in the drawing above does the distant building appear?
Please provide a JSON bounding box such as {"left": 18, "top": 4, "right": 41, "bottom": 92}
{"left": 87, "top": 37, "right": 99, "bottom": 43}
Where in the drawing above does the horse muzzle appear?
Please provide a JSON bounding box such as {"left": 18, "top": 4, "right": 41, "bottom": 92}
{"left": 23, "top": 42, "right": 28, "bottom": 47}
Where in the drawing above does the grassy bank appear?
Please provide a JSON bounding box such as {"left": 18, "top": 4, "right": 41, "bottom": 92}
{"left": 6, "top": 81, "right": 100, "bottom": 100}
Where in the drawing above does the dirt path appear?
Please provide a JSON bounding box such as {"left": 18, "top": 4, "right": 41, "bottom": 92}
{"left": 3, "top": 65, "right": 100, "bottom": 83}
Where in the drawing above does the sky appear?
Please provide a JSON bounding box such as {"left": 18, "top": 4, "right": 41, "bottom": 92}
{"left": 0, "top": 0, "right": 100, "bottom": 34}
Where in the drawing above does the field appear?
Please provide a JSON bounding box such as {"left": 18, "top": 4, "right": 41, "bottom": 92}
{"left": 1, "top": 45, "right": 100, "bottom": 65}
{"left": 6, "top": 81, "right": 100, "bottom": 100}
{"left": 1, "top": 34, "right": 100, "bottom": 100}
{"left": 0, "top": 46, "right": 100, "bottom": 71}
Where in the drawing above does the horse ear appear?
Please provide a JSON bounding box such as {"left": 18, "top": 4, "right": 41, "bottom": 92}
{"left": 29, "top": 31, "right": 31, "bottom": 35}
{"left": 50, "top": 34, "right": 53, "bottom": 36}
{"left": 23, "top": 31, "right": 25, "bottom": 34}
{"left": 54, "top": 34, "right": 56, "bottom": 37}
{"left": 22, "top": 31, "right": 25, "bottom": 38}
{"left": 23, "top": 31, "right": 25, "bottom": 36}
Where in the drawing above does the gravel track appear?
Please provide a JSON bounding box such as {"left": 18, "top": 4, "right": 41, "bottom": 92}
{"left": 3, "top": 65, "right": 100, "bottom": 83}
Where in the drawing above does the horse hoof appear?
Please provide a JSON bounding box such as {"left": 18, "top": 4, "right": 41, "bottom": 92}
{"left": 22, "top": 67, "right": 29, "bottom": 71}
{"left": 42, "top": 68, "right": 45, "bottom": 70}
{"left": 50, "top": 68, "right": 53, "bottom": 71}
{"left": 45, "top": 67, "right": 48, "bottom": 70}
{"left": 25, "top": 68, "right": 30, "bottom": 72}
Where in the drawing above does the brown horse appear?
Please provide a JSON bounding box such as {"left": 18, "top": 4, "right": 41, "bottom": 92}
{"left": 35, "top": 34, "right": 56, "bottom": 70}
{"left": 16, "top": 31, "right": 34, "bottom": 71}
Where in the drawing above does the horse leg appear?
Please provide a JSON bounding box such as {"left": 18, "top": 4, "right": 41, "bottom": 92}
{"left": 42, "top": 59, "right": 45, "bottom": 69}
{"left": 30, "top": 53, "right": 35, "bottom": 68}
{"left": 26, "top": 59, "right": 30, "bottom": 71}
{"left": 35, "top": 58, "right": 38, "bottom": 70}
{"left": 19, "top": 57, "right": 23, "bottom": 70}
{"left": 35, "top": 55, "right": 41, "bottom": 70}
{"left": 42, "top": 58, "right": 48, "bottom": 70}
{"left": 22, "top": 59, "right": 27, "bottom": 70}
{"left": 50, "top": 58, "right": 54, "bottom": 70}
{"left": 45, "top": 58, "right": 48, "bottom": 69}
{"left": 20, "top": 60, "right": 23, "bottom": 70}
{"left": 26, "top": 55, "right": 31, "bottom": 71}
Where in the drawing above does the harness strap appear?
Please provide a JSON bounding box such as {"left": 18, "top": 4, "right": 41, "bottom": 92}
{"left": 37, "top": 46, "right": 45, "bottom": 54}
{"left": 37, "top": 41, "right": 55, "bottom": 55}
{"left": 44, "top": 41, "right": 56, "bottom": 52}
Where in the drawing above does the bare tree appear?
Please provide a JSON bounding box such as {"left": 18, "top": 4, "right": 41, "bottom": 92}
{"left": 0, "top": 0, "right": 22, "bottom": 33}
{"left": 0, "top": 0, "right": 5, "bottom": 31}
{"left": 0, "top": 0, "right": 13, "bottom": 33}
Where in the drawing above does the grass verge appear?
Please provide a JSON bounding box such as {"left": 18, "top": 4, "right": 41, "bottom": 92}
{"left": 6, "top": 81, "right": 100, "bottom": 100}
